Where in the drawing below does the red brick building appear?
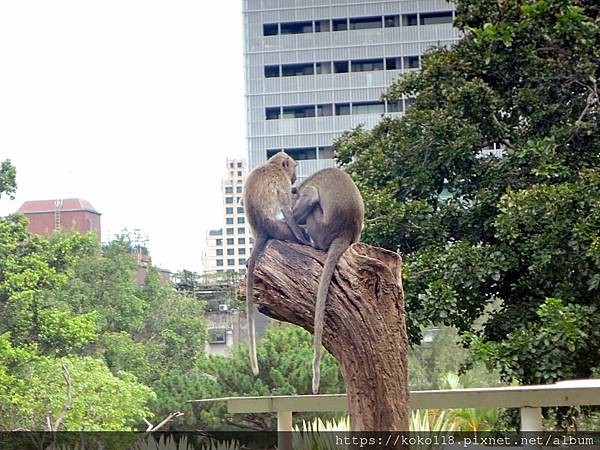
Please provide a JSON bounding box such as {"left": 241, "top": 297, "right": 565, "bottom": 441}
{"left": 18, "top": 198, "right": 101, "bottom": 239}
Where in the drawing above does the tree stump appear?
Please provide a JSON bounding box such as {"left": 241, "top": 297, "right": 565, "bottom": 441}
{"left": 243, "top": 240, "right": 409, "bottom": 431}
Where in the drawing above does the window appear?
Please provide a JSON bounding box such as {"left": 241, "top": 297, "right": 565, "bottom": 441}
{"left": 384, "top": 14, "right": 400, "bottom": 27}
{"left": 238, "top": 238, "right": 246, "bottom": 244}
{"left": 282, "top": 105, "right": 315, "bottom": 119}
{"left": 227, "top": 238, "right": 234, "bottom": 245}
{"left": 282, "top": 63, "right": 314, "bottom": 77}
{"left": 225, "top": 186, "right": 233, "bottom": 193}
{"left": 332, "top": 18, "right": 348, "bottom": 31}
{"left": 316, "top": 61, "right": 332, "bottom": 74}
{"left": 280, "top": 21, "right": 313, "bottom": 34}
{"left": 250, "top": 237, "right": 255, "bottom": 244}
{"left": 335, "top": 103, "right": 351, "bottom": 115}
{"left": 226, "top": 228, "right": 234, "bottom": 235}
{"left": 267, "top": 148, "right": 317, "bottom": 160}
{"left": 317, "top": 104, "right": 333, "bottom": 117}
{"left": 266, "top": 107, "right": 280, "bottom": 120}
{"left": 404, "top": 56, "right": 420, "bottom": 69}
{"left": 265, "top": 65, "right": 280, "bottom": 78}
{"left": 216, "top": 259, "right": 223, "bottom": 266}
{"left": 227, "top": 249, "right": 235, "bottom": 255}
{"left": 225, "top": 197, "right": 233, "bottom": 204}
{"left": 216, "top": 238, "right": 223, "bottom": 246}
{"left": 237, "top": 217, "right": 245, "bottom": 224}
{"left": 217, "top": 269, "right": 223, "bottom": 273}
{"left": 227, "top": 259, "right": 235, "bottom": 266}
{"left": 386, "top": 57, "right": 401, "bottom": 70}
{"left": 237, "top": 207, "right": 244, "bottom": 214}
{"left": 353, "top": 101, "right": 385, "bottom": 115}
{"left": 226, "top": 207, "right": 233, "bottom": 214}
{"left": 319, "top": 146, "right": 334, "bottom": 159}
{"left": 239, "top": 258, "right": 247, "bottom": 265}
{"left": 236, "top": 186, "right": 242, "bottom": 193}
{"left": 237, "top": 162, "right": 242, "bottom": 168}
{"left": 226, "top": 218, "right": 233, "bottom": 225}
{"left": 315, "top": 19, "right": 330, "bottom": 32}
{"left": 236, "top": 196, "right": 242, "bottom": 202}
{"left": 420, "top": 11, "right": 453, "bottom": 25}
{"left": 237, "top": 227, "right": 245, "bottom": 234}
{"left": 237, "top": 171, "right": 242, "bottom": 177}
{"left": 403, "top": 14, "right": 418, "bottom": 26}
{"left": 387, "top": 101, "right": 404, "bottom": 113}
{"left": 216, "top": 249, "right": 223, "bottom": 256}
{"left": 333, "top": 61, "right": 349, "bottom": 73}
{"left": 351, "top": 58, "right": 384, "bottom": 72}
{"left": 263, "top": 23, "right": 278, "bottom": 36}
{"left": 239, "top": 248, "right": 246, "bottom": 255}
{"left": 208, "top": 329, "right": 226, "bottom": 344}
{"left": 349, "top": 16, "right": 382, "bottom": 30}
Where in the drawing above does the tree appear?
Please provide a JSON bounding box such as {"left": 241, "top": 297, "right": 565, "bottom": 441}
{"left": 335, "top": 0, "right": 600, "bottom": 385}
{"left": 156, "top": 324, "right": 344, "bottom": 431}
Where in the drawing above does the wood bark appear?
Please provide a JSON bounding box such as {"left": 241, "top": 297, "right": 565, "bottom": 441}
{"left": 242, "top": 240, "right": 409, "bottom": 431}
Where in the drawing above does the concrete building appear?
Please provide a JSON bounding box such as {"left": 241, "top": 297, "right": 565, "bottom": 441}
{"left": 18, "top": 198, "right": 101, "bottom": 239}
{"left": 204, "top": 158, "right": 254, "bottom": 274}
{"left": 243, "top": 0, "right": 459, "bottom": 178}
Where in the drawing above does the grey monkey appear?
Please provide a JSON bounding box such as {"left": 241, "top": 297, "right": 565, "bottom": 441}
{"left": 292, "top": 168, "right": 364, "bottom": 394}
{"left": 244, "top": 152, "right": 309, "bottom": 375}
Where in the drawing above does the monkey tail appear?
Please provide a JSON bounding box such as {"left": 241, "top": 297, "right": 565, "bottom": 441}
{"left": 312, "top": 238, "right": 350, "bottom": 394}
{"left": 247, "top": 236, "right": 267, "bottom": 376}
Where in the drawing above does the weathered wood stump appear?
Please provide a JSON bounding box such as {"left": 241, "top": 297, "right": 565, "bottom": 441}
{"left": 242, "top": 240, "right": 409, "bottom": 431}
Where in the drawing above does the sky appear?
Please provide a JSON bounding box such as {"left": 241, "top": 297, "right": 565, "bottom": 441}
{"left": 0, "top": 1, "right": 246, "bottom": 273}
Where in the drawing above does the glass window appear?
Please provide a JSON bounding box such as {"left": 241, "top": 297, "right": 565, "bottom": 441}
{"left": 282, "top": 105, "right": 315, "bottom": 119}
{"left": 404, "top": 56, "right": 420, "bottom": 69}
{"left": 238, "top": 237, "right": 246, "bottom": 244}
{"left": 319, "top": 146, "right": 334, "bottom": 159}
{"left": 266, "top": 107, "right": 281, "bottom": 120}
{"left": 316, "top": 61, "right": 332, "bottom": 74}
{"left": 333, "top": 61, "right": 349, "bottom": 73}
{"left": 317, "top": 104, "right": 333, "bottom": 117}
{"left": 282, "top": 63, "right": 314, "bottom": 77}
{"left": 226, "top": 218, "right": 233, "bottom": 225}
{"left": 315, "top": 19, "right": 330, "bottom": 32}
{"left": 239, "top": 258, "right": 247, "bottom": 265}
{"left": 237, "top": 217, "right": 245, "bottom": 224}
{"left": 237, "top": 162, "right": 242, "bottom": 168}
{"left": 420, "top": 11, "right": 453, "bottom": 25}
{"left": 250, "top": 237, "right": 255, "bottom": 244}
{"left": 386, "top": 57, "right": 402, "bottom": 70}
{"left": 239, "top": 248, "right": 246, "bottom": 255}
{"left": 227, "top": 238, "right": 234, "bottom": 245}
{"left": 225, "top": 197, "right": 233, "bottom": 204}
{"left": 216, "top": 249, "right": 223, "bottom": 256}
{"left": 403, "top": 14, "right": 418, "bottom": 26}
{"left": 216, "top": 239, "right": 223, "bottom": 246}
{"left": 225, "top": 186, "right": 233, "bottom": 193}
{"left": 353, "top": 101, "right": 385, "bottom": 115}
{"left": 227, "top": 259, "right": 235, "bottom": 266}
{"left": 226, "top": 228, "right": 234, "bottom": 235}
{"left": 236, "top": 186, "right": 242, "bottom": 193}
{"left": 237, "top": 171, "right": 242, "bottom": 177}
{"left": 263, "top": 23, "right": 278, "bottom": 36}
{"left": 208, "top": 329, "right": 226, "bottom": 344}
{"left": 384, "top": 15, "right": 400, "bottom": 27}
{"left": 227, "top": 249, "right": 235, "bottom": 255}
{"left": 237, "top": 207, "right": 244, "bottom": 213}
{"left": 237, "top": 227, "right": 245, "bottom": 234}
{"left": 351, "top": 58, "right": 384, "bottom": 72}
{"left": 283, "top": 147, "right": 317, "bottom": 161}
{"left": 280, "top": 21, "right": 313, "bottom": 34}
{"left": 387, "top": 101, "right": 404, "bottom": 113}
{"left": 216, "top": 259, "right": 223, "bottom": 266}
{"left": 265, "top": 65, "right": 280, "bottom": 78}
{"left": 349, "top": 16, "right": 382, "bottom": 30}
{"left": 226, "top": 207, "right": 233, "bottom": 214}
{"left": 332, "top": 18, "right": 348, "bottom": 31}
{"left": 335, "top": 103, "right": 351, "bottom": 115}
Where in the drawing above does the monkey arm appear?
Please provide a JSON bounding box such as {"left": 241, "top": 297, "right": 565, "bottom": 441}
{"left": 292, "top": 185, "right": 319, "bottom": 224}
{"left": 278, "top": 190, "right": 310, "bottom": 245}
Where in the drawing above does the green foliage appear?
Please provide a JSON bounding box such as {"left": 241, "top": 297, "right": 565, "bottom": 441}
{"left": 335, "top": 0, "right": 600, "bottom": 385}
{"left": 171, "top": 324, "right": 344, "bottom": 431}
{"left": 0, "top": 160, "right": 17, "bottom": 200}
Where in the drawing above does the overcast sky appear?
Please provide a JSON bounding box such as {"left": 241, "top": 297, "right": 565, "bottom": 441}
{"left": 0, "top": 1, "right": 246, "bottom": 273}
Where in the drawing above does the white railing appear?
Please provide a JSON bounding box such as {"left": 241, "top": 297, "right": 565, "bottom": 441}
{"left": 192, "top": 380, "right": 600, "bottom": 444}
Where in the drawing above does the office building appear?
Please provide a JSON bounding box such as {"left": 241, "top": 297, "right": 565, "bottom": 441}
{"left": 243, "top": 0, "right": 459, "bottom": 179}
{"left": 204, "top": 158, "right": 254, "bottom": 274}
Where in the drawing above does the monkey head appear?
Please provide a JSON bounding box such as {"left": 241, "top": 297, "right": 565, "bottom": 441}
{"left": 267, "top": 152, "right": 298, "bottom": 184}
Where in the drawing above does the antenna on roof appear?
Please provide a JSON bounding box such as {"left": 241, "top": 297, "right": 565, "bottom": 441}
{"left": 53, "top": 199, "right": 63, "bottom": 230}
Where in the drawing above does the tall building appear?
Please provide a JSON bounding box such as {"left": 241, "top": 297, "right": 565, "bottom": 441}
{"left": 18, "top": 198, "right": 101, "bottom": 239}
{"left": 243, "top": 0, "right": 459, "bottom": 179}
{"left": 204, "top": 158, "right": 254, "bottom": 274}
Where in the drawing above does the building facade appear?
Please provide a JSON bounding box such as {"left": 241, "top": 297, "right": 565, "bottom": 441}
{"left": 204, "top": 158, "right": 254, "bottom": 274}
{"left": 17, "top": 198, "right": 101, "bottom": 239}
{"left": 243, "top": 0, "right": 459, "bottom": 179}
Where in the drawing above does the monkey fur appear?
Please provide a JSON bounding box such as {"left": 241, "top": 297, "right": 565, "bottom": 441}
{"left": 244, "top": 152, "right": 309, "bottom": 376}
{"left": 292, "top": 168, "right": 364, "bottom": 394}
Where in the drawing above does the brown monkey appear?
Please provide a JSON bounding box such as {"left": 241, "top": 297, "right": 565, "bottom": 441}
{"left": 244, "top": 152, "right": 309, "bottom": 376}
{"left": 292, "top": 168, "right": 364, "bottom": 394}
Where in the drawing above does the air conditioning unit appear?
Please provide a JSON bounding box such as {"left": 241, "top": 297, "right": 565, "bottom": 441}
{"left": 218, "top": 304, "right": 229, "bottom": 312}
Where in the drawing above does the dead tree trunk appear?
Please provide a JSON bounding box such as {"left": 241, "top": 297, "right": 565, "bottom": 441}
{"left": 243, "top": 240, "right": 409, "bottom": 431}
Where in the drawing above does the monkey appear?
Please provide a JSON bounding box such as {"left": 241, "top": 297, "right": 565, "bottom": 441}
{"left": 244, "top": 152, "right": 310, "bottom": 376}
{"left": 292, "top": 168, "right": 364, "bottom": 394}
